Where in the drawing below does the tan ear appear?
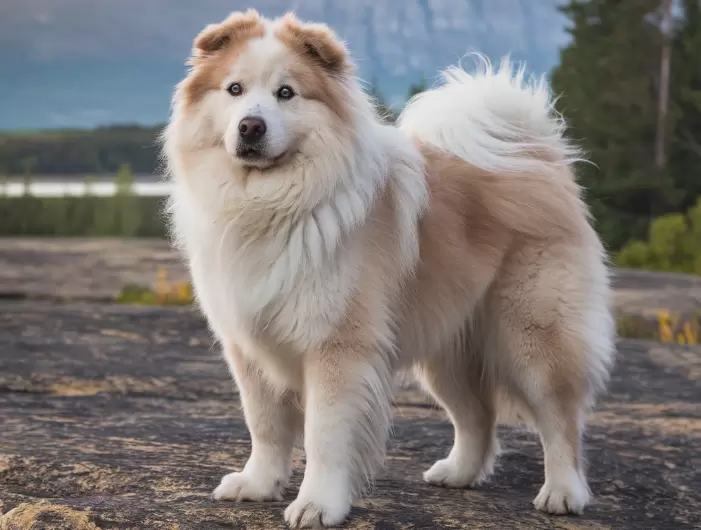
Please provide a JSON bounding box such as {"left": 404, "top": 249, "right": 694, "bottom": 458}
{"left": 193, "top": 9, "right": 263, "bottom": 56}
{"left": 194, "top": 23, "right": 231, "bottom": 54}
{"left": 277, "top": 13, "right": 350, "bottom": 74}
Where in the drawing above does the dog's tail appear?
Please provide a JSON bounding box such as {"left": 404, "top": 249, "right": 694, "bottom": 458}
{"left": 398, "top": 54, "right": 583, "bottom": 176}
{"left": 397, "top": 55, "right": 589, "bottom": 238}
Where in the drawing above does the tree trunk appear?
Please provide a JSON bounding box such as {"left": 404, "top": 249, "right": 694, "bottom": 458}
{"left": 655, "top": 0, "right": 673, "bottom": 172}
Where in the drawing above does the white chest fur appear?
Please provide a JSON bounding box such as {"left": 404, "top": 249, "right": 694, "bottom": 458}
{"left": 172, "top": 185, "right": 360, "bottom": 356}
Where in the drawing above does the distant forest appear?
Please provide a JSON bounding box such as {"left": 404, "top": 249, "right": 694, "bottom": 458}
{"left": 0, "top": 125, "right": 163, "bottom": 176}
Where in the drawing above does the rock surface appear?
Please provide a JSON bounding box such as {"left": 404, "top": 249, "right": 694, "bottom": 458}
{"left": 1, "top": 302, "right": 699, "bottom": 529}
{"left": 2, "top": 238, "right": 701, "bottom": 318}
{"left": 1, "top": 238, "right": 699, "bottom": 528}
{"left": 0, "top": 238, "right": 188, "bottom": 302}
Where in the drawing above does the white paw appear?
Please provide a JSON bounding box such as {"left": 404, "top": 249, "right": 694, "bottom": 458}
{"left": 284, "top": 495, "right": 350, "bottom": 528}
{"left": 423, "top": 456, "right": 489, "bottom": 488}
{"left": 212, "top": 470, "right": 285, "bottom": 502}
{"left": 533, "top": 473, "right": 591, "bottom": 515}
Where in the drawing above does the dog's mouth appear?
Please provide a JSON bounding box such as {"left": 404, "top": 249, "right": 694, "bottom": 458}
{"left": 235, "top": 146, "right": 290, "bottom": 169}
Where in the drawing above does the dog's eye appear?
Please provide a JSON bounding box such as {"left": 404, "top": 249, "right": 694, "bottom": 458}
{"left": 276, "top": 85, "right": 295, "bottom": 101}
{"left": 227, "top": 83, "right": 243, "bottom": 97}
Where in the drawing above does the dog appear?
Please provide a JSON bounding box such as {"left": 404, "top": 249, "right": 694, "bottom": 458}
{"left": 162, "top": 9, "right": 615, "bottom": 528}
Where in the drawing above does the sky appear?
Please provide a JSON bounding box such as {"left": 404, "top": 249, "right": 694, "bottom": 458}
{"left": 0, "top": 0, "right": 569, "bottom": 129}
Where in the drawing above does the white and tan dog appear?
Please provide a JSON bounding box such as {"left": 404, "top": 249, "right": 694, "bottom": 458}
{"left": 163, "top": 9, "right": 615, "bottom": 528}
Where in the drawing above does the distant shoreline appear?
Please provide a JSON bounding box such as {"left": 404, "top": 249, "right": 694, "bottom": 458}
{"left": 0, "top": 176, "right": 169, "bottom": 197}
{"left": 2, "top": 174, "right": 160, "bottom": 182}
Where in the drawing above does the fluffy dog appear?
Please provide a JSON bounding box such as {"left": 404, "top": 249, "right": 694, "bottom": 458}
{"left": 163, "top": 9, "right": 615, "bottom": 528}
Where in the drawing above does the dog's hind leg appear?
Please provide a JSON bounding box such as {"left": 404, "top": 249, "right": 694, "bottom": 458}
{"left": 417, "top": 347, "right": 498, "bottom": 488}
{"left": 506, "top": 330, "right": 592, "bottom": 515}
{"left": 496, "top": 256, "right": 613, "bottom": 515}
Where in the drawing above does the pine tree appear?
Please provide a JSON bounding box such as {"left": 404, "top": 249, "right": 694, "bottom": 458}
{"left": 115, "top": 163, "right": 134, "bottom": 196}
{"left": 551, "top": 0, "right": 679, "bottom": 249}
{"left": 114, "top": 164, "right": 141, "bottom": 237}
{"left": 0, "top": 166, "right": 7, "bottom": 197}
{"left": 670, "top": 0, "right": 701, "bottom": 204}
{"left": 20, "top": 156, "right": 37, "bottom": 196}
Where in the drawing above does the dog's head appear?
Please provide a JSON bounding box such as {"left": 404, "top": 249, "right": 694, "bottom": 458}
{"left": 172, "top": 10, "right": 355, "bottom": 170}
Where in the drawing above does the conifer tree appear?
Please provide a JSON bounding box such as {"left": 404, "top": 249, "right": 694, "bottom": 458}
{"left": 551, "top": 0, "right": 676, "bottom": 249}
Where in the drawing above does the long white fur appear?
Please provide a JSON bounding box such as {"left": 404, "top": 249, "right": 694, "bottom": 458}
{"left": 399, "top": 54, "right": 585, "bottom": 175}
{"left": 165, "top": 21, "right": 613, "bottom": 527}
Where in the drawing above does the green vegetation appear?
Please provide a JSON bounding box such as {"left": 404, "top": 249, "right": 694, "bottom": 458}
{"left": 116, "top": 282, "right": 193, "bottom": 306}
{"left": 0, "top": 163, "right": 167, "bottom": 237}
{"left": 116, "top": 268, "right": 193, "bottom": 306}
{"left": 0, "top": 194, "right": 166, "bottom": 237}
{"left": 617, "top": 198, "right": 701, "bottom": 274}
{"left": 552, "top": 0, "right": 701, "bottom": 251}
{"left": 0, "top": 125, "right": 162, "bottom": 175}
{"left": 0, "top": 164, "right": 164, "bottom": 237}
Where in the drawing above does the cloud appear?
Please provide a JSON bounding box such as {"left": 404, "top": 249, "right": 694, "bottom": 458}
{"left": 1, "top": 0, "right": 567, "bottom": 64}
{"left": 0, "top": 0, "right": 569, "bottom": 128}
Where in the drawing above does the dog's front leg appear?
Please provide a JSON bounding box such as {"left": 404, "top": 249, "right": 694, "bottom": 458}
{"left": 284, "top": 339, "right": 392, "bottom": 528}
{"left": 213, "top": 344, "right": 302, "bottom": 502}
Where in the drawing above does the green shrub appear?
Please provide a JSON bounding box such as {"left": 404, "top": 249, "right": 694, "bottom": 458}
{"left": 616, "top": 240, "right": 653, "bottom": 270}
{"left": 116, "top": 283, "right": 160, "bottom": 305}
{"left": 617, "top": 197, "right": 701, "bottom": 275}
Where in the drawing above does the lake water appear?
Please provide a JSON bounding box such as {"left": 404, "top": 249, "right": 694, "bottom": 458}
{"left": 0, "top": 180, "right": 172, "bottom": 197}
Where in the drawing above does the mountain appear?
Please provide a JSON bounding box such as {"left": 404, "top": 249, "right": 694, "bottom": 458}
{"left": 0, "top": 0, "right": 569, "bottom": 130}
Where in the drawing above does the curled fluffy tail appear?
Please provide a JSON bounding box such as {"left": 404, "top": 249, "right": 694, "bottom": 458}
{"left": 398, "top": 55, "right": 583, "bottom": 174}
{"left": 398, "top": 55, "right": 590, "bottom": 239}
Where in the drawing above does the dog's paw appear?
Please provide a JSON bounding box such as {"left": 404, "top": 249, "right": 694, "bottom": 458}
{"left": 284, "top": 495, "right": 350, "bottom": 528}
{"left": 212, "top": 471, "right": 285, "bottom": 502}
{"left": 533, "top": 473, "right": 591, "bottom": 515}
{"left": 423, "top": 457, "right": 486, "bottom": 488}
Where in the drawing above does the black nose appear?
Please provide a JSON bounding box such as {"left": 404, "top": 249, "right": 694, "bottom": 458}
{"left": 238, "top": 117, "right": 266, "bottom": 143}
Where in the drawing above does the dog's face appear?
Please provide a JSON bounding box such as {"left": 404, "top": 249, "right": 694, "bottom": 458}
{"left": 176, "top": 10, "right": 353, "bottom": 170}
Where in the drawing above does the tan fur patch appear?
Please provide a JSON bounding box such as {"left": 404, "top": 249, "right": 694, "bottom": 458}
{"left": 275, "top": 13, "right": 350, "bottom": 75}
{"left": 274, "top": 14, "right": 352, "bottom": 121}
{"left": 284, "top": 53, "right": 352, "bottom": 122}
{"left": 182, "top": 10, "right": 265, "bottom": 106}
{"left": 419, "top": 143, "right": 514, "bottom": 259}
{"left": 191, "top": 9, "right": 264, "bottom": 59}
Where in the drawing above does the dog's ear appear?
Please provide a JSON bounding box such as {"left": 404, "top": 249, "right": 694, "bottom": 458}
{"left": 193, "top": 24, "right": 230, "bottom": 55}
{"left": 193, "top": 10, "right": 263, "bottom": 57}
{"left": 277, "top": 13, "right": 350, "bottom": 74}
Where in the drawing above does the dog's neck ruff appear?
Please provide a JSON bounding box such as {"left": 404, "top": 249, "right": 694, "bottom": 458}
{"left": 168, "top": 120, "right": 400, "bottom": 350}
